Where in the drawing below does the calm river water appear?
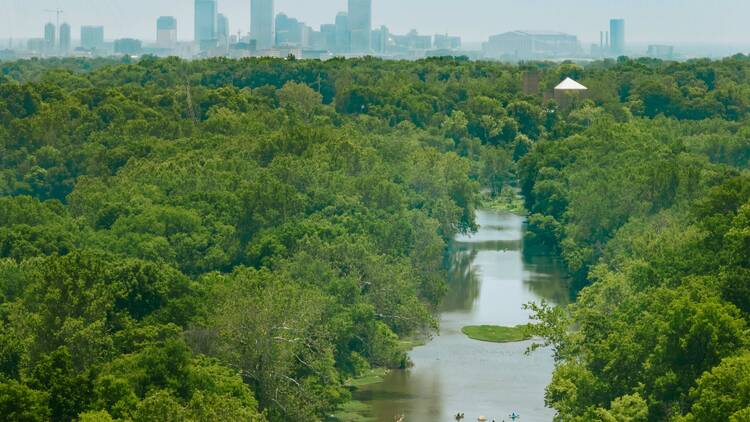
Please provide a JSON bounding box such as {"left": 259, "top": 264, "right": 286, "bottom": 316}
{"left": 355, "top": 209, "right": 571, "bottom": 422}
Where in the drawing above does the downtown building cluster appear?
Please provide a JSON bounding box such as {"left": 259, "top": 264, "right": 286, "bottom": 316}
{"left": 7, "top": 0, "right": 462, "bottom": 60}
{"left": 191, "top": 0, "right": 463, "bottom": 59}
{"left": 1, "top": 2, "right": 673, "bottom": 62}
{"left": 482, "top": 19, "right": 639, "bottom": 60}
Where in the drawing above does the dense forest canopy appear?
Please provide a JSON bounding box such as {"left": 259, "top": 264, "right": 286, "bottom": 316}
{"left": 1, "top": 54, "right": 750, "bottom": 421}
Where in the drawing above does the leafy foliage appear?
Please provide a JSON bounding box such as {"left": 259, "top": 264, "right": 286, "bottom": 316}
{"left": 519, "top": 57, "right": 750, "bottom": 420}
{"left": 0, "top": 56, "right": 496, "bottom": 420}
{"left": 5, "top": 53, "right": 750, "bottom": 420}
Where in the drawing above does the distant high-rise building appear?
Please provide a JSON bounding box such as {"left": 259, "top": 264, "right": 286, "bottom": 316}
{"left": 348, "top": 0, "right": 372, "bottom": 53}
{"left": 59, "top": 23, "right": 71, "bottom": 54}
{"left": 81, "top": 26, "right": 105, "bottom": 50}
{"left": 434, "top": 33, "right": 461, "bottom": 50}
{"left": 157, "top": 16, "right": 177, "bottom": 48}
{"left": 610, "top": 19, "right": 625, "bottom": 55}
{"left": 647, "top": 44, "right": 674, "bottom": 59}
{"left": 251, "top": 0, "right": 275, "bottom": 50}
{"left": 396, "top": 29, "right": 432, "bottom": 50}
{"left": 275, "top": 13, "right": 306, "bottom": 47}
{"left": 371, "top": 25, "right": 388, "bottom": 54}
{"left": 335, "top": 12, "right": 350, "bottom": 53}
{"left": 195, "top": 0, "right": 218, "bottom": 44}
{"left": 44, "top": 23, "right": 56, "bottom": 52}
{"left": 114, "top": 38, "right": 142, "bottom": 55}
{"left": 308, "top": 29, "right": 327, "bottom": 50}
{"left": 321, "top": 24, "right": 337, "bottom": 51}
{"left": 218, "top": 14, "right": 230, "bottom": 45}
{"left": 27, "top": 39, "right": 45, "bottom": 54}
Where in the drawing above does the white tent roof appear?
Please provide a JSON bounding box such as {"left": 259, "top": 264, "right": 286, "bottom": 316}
{"left": 555, "top": 77, "right": 588, "bottom": 91}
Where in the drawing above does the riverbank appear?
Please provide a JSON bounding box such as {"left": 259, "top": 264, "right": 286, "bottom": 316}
{"left": 349, "top": 209, "right": 569, "bottom": 421}
{"left": 332, "top": 338, "right": 428, "bottom": 421}
{"left": 481, "top": 187, "right": 526, "bottom": 215}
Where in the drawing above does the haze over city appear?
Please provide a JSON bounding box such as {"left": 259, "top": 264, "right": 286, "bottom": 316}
{"left": 4, "top": 0, "right": 750, "bottom": 46}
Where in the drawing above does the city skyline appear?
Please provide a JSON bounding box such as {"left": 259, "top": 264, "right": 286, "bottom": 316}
{"left": 4, "top": 0, "right": 750, "bottom": 46}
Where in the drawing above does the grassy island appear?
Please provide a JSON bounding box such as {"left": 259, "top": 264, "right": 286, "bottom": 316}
{"left": 462, "top": 325, "right": 532, "bottom": 343}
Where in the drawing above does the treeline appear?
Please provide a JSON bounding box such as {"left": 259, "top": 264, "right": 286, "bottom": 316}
{"left": 519, "top": 61, "right": 750, "bottom": 419}
{"left": 3, "top": 54, "right": 750, "bottom": 421}
{"left": 0, "top": 56, "right": 519, "bottom": 421}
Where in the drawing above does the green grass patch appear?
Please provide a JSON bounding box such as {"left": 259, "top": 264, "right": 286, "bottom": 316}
{"left": 397, "top": 337, "right": 426, "bottom": 353}
{"left": 328, "top": 400, "right": 375, "bottom": 422}
{"left": 462, "top": 325, "right": 532, "bottom": 343}
{"left": 345, "top": 368, "right": 389, "bottom": 387}
{"left": 481, "top": 187, "right": 526, "bottom": 215}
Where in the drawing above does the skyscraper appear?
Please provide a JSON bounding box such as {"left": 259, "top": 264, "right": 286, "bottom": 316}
{"left": 321, "top": 24, "right": 337, "bottom": 52}
{"left": 195, "top": 0, "right": 218, "bottom": 44}
{"left": 335, "top": 12, "right": 350, "bottom": 54}
{"left": 81, "top": 26, "right": 105, "bottom": 50}
{"left": 157, "top": 16, "right": 177, "bottom": 48}
{"left": 251, "top": 0, "right": 275, "bottom": 50}
{"left": 44, "top": 23, "right": 56, "bottom": 53}
{"left": 275, "top": 13, "right": 305, "bottom": 47}
{"left": 610, "top": 19, "right": 625, "bottom": 56}
{"left": 59, "top": 23, "right": 71, "bottom": 54}
{"left": 217, "top": 14, "right": 230, "bottom": 46}
{"left": 371, "top": 25, "right": 388, "bottom": 54}
{"left": 348, "top": 0, "right": 372, "bottom": 54}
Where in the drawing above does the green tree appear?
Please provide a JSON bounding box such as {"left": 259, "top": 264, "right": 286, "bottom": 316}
{"left": 678, "top": 354, "right": 750, "bottom": 421}
{"left": 0, "top": 381, "right": 50, "bottom": 422}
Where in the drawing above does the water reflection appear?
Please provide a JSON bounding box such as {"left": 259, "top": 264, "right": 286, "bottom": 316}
{"left": 442, "top": 248, "right": 480, "bottom": 312}
{"left": 356, "top": 210, "right": 571, "bottom": 422}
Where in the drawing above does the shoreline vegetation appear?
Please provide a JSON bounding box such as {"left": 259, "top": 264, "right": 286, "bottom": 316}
{"left": 481, "top": 187, "right": 527, "bottom": 216}
{"left": 2, "top": 54, "right": 750, "bottom": 421}
{"left": 461, "top": 325, "right": 533, "bottom": 343}
{"left": 329, "top": 401, "right": 375, "bottom": 422}
{"left": 0, "top": 57, "right": 488, "bottom": 421}
{"left": 334, "top": 337, "right": 428, "bottom": 420}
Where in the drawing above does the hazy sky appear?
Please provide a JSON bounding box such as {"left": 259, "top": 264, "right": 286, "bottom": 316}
{"left": 3, "top": 0, "right": 750, "bottom": 46}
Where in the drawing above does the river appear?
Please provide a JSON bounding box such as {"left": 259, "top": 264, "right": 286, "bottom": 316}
{"left": 355, "top": 209, "right": 571, "bottom": 422}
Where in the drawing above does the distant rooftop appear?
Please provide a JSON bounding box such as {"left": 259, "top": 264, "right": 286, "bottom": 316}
{"left": 515, "top": 30, "right": 573, "bottom": 36}
{"left": 555, "top": 77, "right": 588, "bottom": 90}
{"left": 487, "top": 30, "right": 579, "bottom": 40}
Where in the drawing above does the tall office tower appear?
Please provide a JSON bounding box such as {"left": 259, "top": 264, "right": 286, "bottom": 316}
{"left": 275, "top": 13, "right": 305, "bottom": 47}
{"left": 335, "top": 12, "right": 350, "bottom": 53}
{"left": 610, "top": 19, "right": 625, "bottom": 55}
{"left": 59, "top": 23, "right": 71, "bottom": 54}
{"left": 371, "top": 25, "right": 388, "bottom": 54}
{"left": 217, "top": 14, "right": 230, "bottom": 45}
{"left": 44, "top": 23, "right": 56, "bottom": 53}
{"left": 251, "top": 0, "right": 274, "bottom": 50}
{"left": 81, "top": 26, "right": 105, "bottom": 50}
{"left": 195, "top": 0, "right": 218, "bottom": 44}
{"left": 157, "top": 16, "right": 178, "bottom": 48}
{"left": 348, "top": 0, "right": 371, "bottom": 53}
{"left": 321, "top": 24, "right": 336, "bottom": 51}
{"left": 309, "top": 29, "right": 327, "bottom": 50}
